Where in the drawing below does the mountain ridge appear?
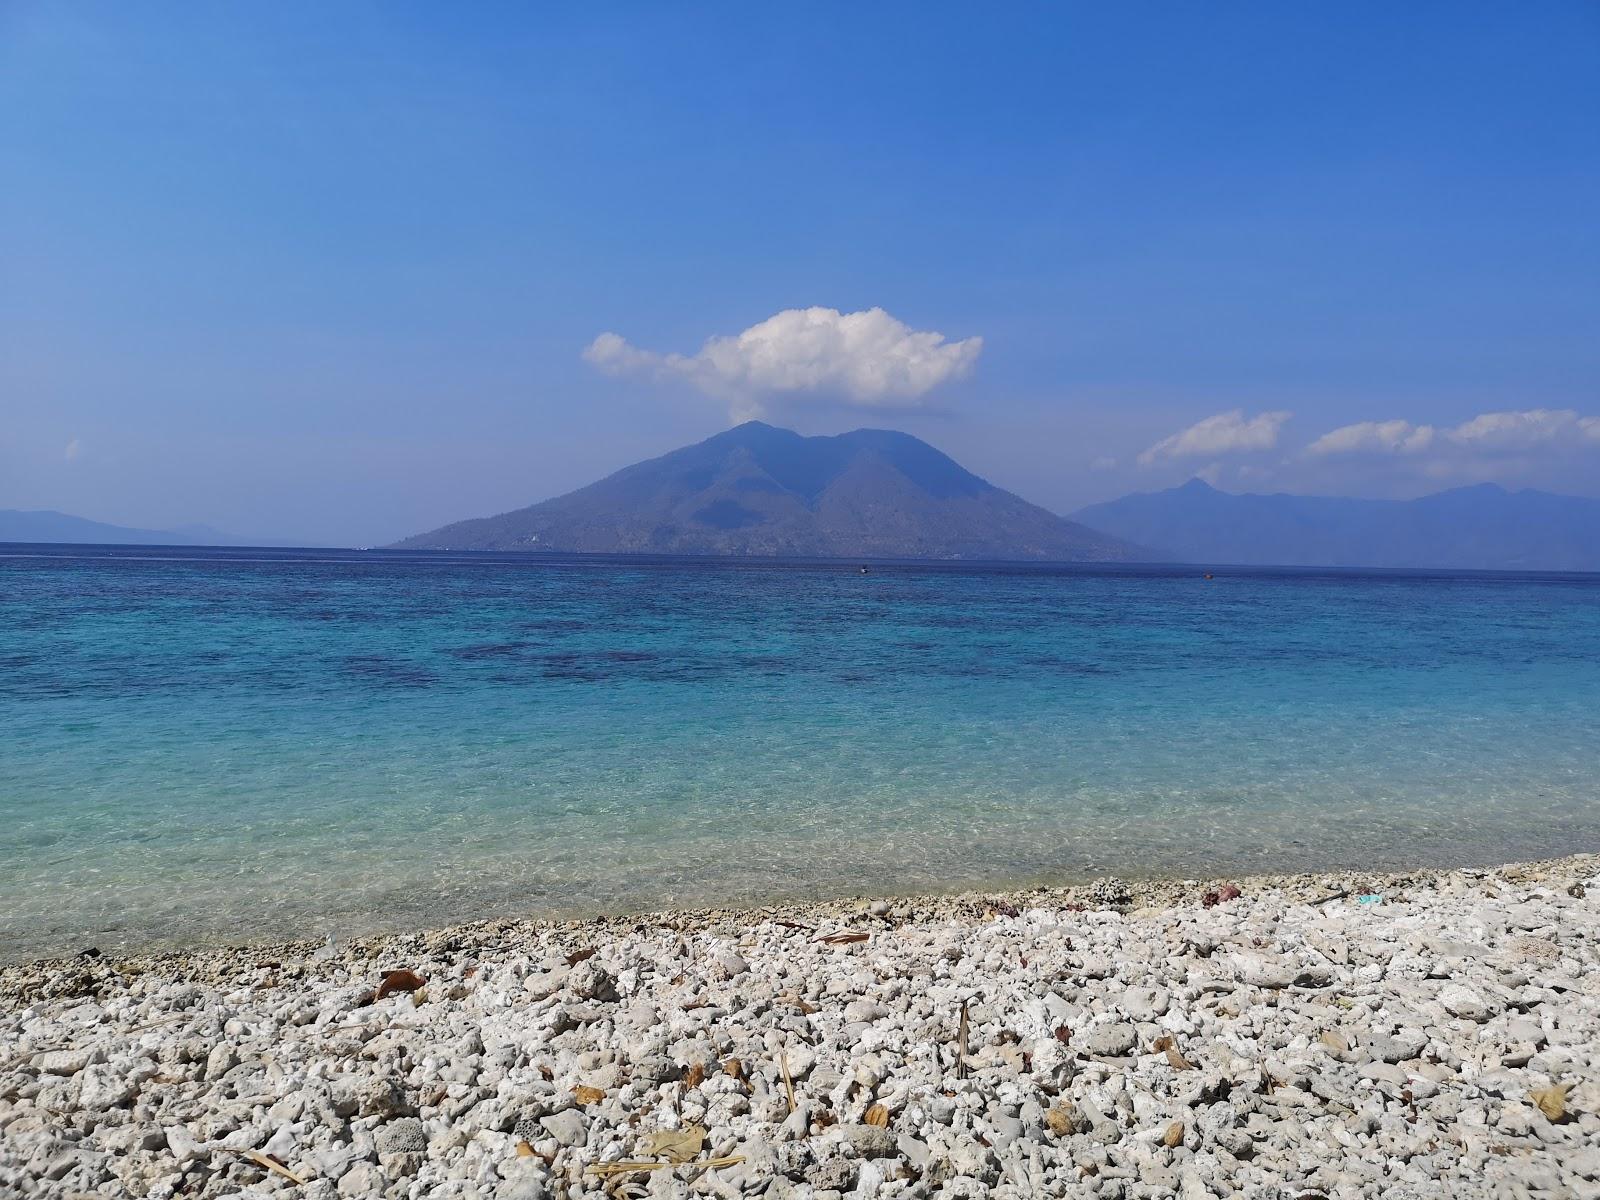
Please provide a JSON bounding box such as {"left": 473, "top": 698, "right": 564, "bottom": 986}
{"left": 0, "top": 509, "right": 300, "bottom": 547}
{"left": 1073, "top": 478, "right": 1600, "bottom": 571}
{"left": 393, "top": 421, "right": 1140, "bottom": 562}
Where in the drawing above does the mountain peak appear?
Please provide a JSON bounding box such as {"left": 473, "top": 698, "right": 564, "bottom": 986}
{"left": 393, "top": 425, "right": 1139, "bottom": 562}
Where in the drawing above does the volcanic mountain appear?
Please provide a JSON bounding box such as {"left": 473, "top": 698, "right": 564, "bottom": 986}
{"left": 394, "top": 421, "right": 1139, "bottom": 561}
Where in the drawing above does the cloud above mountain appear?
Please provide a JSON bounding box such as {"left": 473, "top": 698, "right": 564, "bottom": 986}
{"left": 1137, "top": 409, "right": 1290, "bottom": 465}
{"left": 1307, "top": 420, "right": 1435, "bottom": 456}
{"left": 1308, "top": 409, "right": 1600, "bottom": 457}
{"left": 583, "top": 306, "right": 983, "bottom": 420}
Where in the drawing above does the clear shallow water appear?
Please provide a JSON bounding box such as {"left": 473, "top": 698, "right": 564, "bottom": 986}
{"left": 3, "top": 545, "right": 1598, "bottom": 959}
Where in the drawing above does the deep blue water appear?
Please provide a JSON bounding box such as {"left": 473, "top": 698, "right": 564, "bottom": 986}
{"left": 4, "top": 544, "right": 1599, "bottom": 958}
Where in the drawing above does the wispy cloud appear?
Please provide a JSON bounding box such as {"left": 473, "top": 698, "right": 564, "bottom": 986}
{"left": 1308, "top": 409, "right": 1600, "bottom": 457}
{"left": 1447, "top": 408, "right": 1600, "bottom": 451}
{"left": 1306, "top": 419, "right": 1435, "bottom": 456}
{"left": 583, "top": 306, "right": 982, "bottom": 421}
{"left": 64, "top": 437, "right": 82, "bottom": 462}
{"left": 1138, "top": 409, "right": 1290, "bottom": 466}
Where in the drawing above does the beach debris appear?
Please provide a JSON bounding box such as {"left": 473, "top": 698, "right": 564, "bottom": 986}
{"left": 1569, "top": 882, "right": 1587, "bottom": 899}
{"left": 374, "top": 968, "right": 426, "bottom": 1000}
{"left": 1046, "top": 1103, "right": 1086, "bottom": 1136}
{"left": 1201, "top": 890, "right": 1221, "bottom": 908}
{"left": 814, "top": 930, "right": 869, "bottom": 945}
{"left": 515, "top": 1140, "right": 535, "bottom": 1157}
{"left": 1086, "top": 877, "right": 1133, "bottom": 909}
{"left": 1152, "top": 1035, "right": 1195, "bottom": 1070}
{"left": 233, "top": 1148, "right": 307, "bottom": 1186}
{"left": 573, "top": 1084, "right": 605, "bottom": 1105}
{"left": 864, "top": 1103, "right": 891, "bottom": 1128}
{"left": 1356, "top": 894, "right": 1384, "bottom": 906}
{"left": 643, "top": 1125, "right": 706, "bottom": 1163}
{"left": 1530, "top": 1083, "right": 1573, "bottom": 1122}
{"left": 587, "top": 1154, "right": 743, "bottom": 1178}
{"left": 956, "top": 1002, "right": 970, "bottom": 1079}
{"left": 1312, "top": 889, "right": 1352, "bottom": 906}
{"left": 780, "top": 1049, "right": 798, "bottom": 1114}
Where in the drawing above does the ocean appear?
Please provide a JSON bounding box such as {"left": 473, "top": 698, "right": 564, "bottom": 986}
{"left": 3, "top": 544, "right": 1598, "bottom": 959}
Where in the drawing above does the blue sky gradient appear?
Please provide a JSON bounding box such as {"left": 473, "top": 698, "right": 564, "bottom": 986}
{"left": 3, "top": 2, "right": 1597, "bottom": 543}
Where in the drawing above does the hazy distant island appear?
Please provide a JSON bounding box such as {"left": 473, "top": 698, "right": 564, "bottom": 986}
{"left": 10, "top": 423, "right": 1600, "bottom": 571}
{"left": 391, "top": 421, "right": 1142, "bottom": 562}
{"left": 1074, "top": 477, "right": 1600, "bottom": 572}
{"left": 0, "top": 510, "right": 301, "bottom": 548}
{"left": 391, "top": 420, "right": 1600, "bottom": 572}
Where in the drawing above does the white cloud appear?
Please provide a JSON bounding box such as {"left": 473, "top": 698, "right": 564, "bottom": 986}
{"left": 1306, "top": 419, "right": 1435, "bottom": 456}
{"left": 1445, "top": 408, "right": 1597, "bottom": 451}
{"left": 1306, "top": 409, "right": 1600, "bottom": 458}
{"left": 1137, "top": 409, "right": 1290, "bottom": 465}
{"left": 63, "top": 438, "right": 82, "bottom": 461}
{"left": 583, "top": 306, "right": 982, "bottom": 419}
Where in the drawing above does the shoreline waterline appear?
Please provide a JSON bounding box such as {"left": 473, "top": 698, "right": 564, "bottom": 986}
{"left": 8, "top": 548, "right": 1600, "bottom": 963}
{"left": 3, "top": 852, "right": 1596, "bottom": 1198}
{"left": 5, "top": 851, "right": 1593, "bottom": 977}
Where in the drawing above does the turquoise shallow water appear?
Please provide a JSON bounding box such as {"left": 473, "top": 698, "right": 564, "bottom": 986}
{"left": 3, "top": 545, "right": 1599, "bottom": 959}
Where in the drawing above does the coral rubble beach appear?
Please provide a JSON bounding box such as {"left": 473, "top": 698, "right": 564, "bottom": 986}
{"left": 3, "top": 857, "right": 1598, "bottom": 1199}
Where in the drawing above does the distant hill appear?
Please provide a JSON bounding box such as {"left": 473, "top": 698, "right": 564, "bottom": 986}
{"left": 0, "top": 510, "right": 295, "bottom": 547}
{"left": 394, "top": 421, "right": 1140, "bottom": 561}
{"left": 1073, "top": 479, "right": 1600, "bottom": 571}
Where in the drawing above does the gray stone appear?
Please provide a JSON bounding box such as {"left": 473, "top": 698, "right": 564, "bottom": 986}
{"left": 1086, "top": 1023, "right": 1139, "bottom": 1057}
{"left": 376, "top": 1117, "right": 426, "bottom": 1156}
{"left": 842, "top": 1123, "right": 897, "bottom": 1157}
{"left": 539, "top": 1108, "right": 587, "bottom": 1148}
{"left": 78, "top": 1064, "right": 135, "bottom": 1110}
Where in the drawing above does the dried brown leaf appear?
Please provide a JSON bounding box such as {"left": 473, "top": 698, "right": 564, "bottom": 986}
{"left": 574, "top": 1085, "right": 604, "bottom": 1105}
{"left": 235, "top": 1149, "right": 307, "bottom": 1186}
{"left": 1151, "top": 1035, "right": 1175, "bottom": 1052}
{"left": 1164, "top": 1045, "right": 1195, "bottom": 1071}
{"left": 1053, "top": 1024, "right": 1072, "bottom": 1043}
{"left": 643, "top": 1125, "right": 705, "bottom": 1164}
{"left": 515, "top": 1140, "right": 535, "bottom": 1158}
{"left": 683, "top": 1063, "right": 705, "bottom": 1089}
{"left": 566, "top": 947, "right": 597, "bottom": 967}
{"left": 864, "top": 1103, "right": 890, "bottom": 1128}
{"left": 723, "top": 1058, "right": 745, "bottom": 1082}
{"left": 815, "top": 931, "right": 870, "bottom": 945}
{"left": 375, "top": 969, "right": 426, "bottom": 1001}
{"left": 1530, "top": 1083, "right": 1573, "bottom": 1122}
{"left": 1045, "top": 1104, "right": 1083, "bottom": 1137}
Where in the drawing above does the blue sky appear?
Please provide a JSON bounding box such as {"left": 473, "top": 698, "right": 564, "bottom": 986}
{"left": 2, "top": 3, "right": 1597, "bottom": 544}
